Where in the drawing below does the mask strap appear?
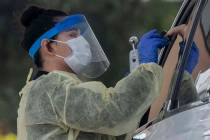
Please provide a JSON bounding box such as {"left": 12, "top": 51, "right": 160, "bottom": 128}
{"left": 55, "top": 54, "right": 65, "bottom": 59}
{"left": 49, "top": 39, "right": 67, "bottom": 45}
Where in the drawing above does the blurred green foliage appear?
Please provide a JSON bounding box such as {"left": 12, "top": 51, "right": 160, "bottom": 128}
{"left": 0, "top": 0, "right": 181, "bottom": 132}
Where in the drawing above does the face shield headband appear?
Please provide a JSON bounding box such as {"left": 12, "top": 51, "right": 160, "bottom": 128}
{"left": 29, "top": 14, "right": 86, "bottom": 59}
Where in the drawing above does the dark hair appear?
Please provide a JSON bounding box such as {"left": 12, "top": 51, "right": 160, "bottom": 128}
{"left": 20, "top": 5, "right": 67, "bottom": 68}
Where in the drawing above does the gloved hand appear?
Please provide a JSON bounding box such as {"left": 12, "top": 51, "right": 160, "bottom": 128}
{"left": 179, "top": 41, "right": 199, "bottom": 74}
{"left": 137, "top": 29, "right": 169, "bottom": 64}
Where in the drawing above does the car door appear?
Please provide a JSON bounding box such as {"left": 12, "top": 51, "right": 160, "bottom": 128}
{"left": 134, "top": 0, "right": 210, "bottom": 139}
{"left": 148, "top": 0, "right": 210, "bottom": 121}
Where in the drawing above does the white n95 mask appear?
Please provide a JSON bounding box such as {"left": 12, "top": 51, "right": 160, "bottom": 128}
{"left": 54, "top": 36, "right": 92, "bottom": 75}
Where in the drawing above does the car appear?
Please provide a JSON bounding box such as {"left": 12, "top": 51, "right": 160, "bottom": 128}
{"left": 133, "top": 0, "right": 210, "bottom": 139}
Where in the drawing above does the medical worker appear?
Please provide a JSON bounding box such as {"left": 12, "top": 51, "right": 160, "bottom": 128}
{"left": 17, "top": 6, "right": 198, "bottom": 140}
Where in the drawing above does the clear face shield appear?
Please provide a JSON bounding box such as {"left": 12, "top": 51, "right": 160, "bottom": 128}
{"left": 29, "top": 14, "right": 110, "bottom": 78}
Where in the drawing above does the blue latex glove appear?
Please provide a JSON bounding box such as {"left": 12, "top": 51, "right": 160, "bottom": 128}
{"left": 179, "top": 41, "right": 199, "bottom": 74}
{"left": 137, "top": 29, "right": 169, "bottom": 64}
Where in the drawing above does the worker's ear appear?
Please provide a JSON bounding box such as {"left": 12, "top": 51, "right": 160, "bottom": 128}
{"left": 40, "top": 39, "right": 55, "bottom": 56}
